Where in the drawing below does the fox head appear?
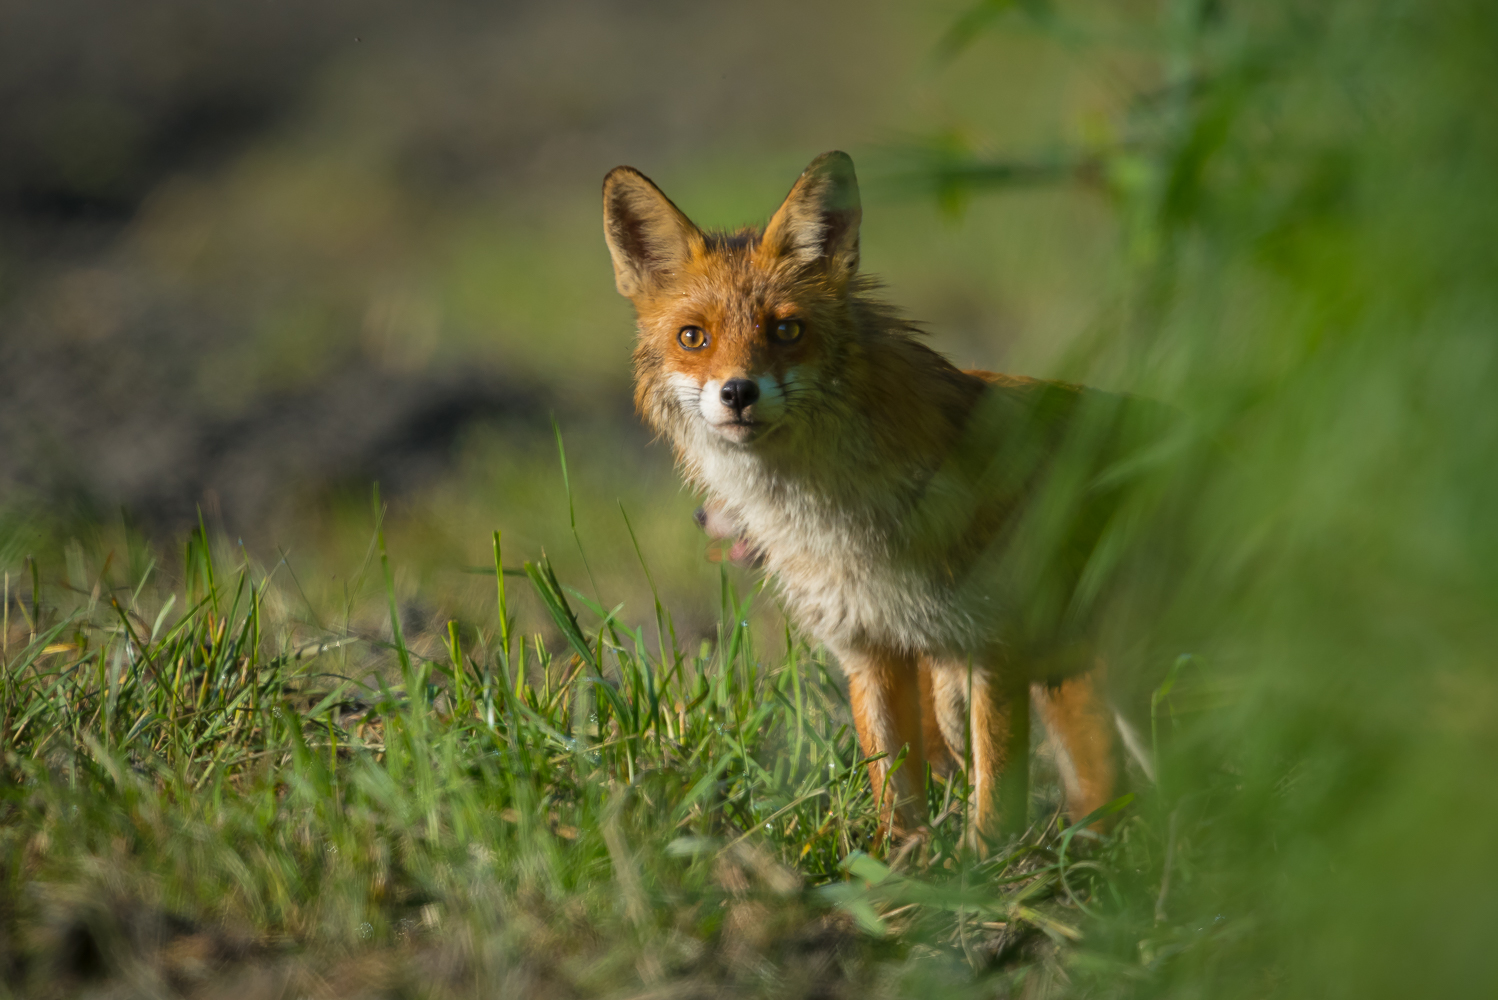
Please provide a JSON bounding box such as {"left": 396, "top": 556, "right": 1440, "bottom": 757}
{"left": 602, "top": 152, "right": 867, "bottom": 457}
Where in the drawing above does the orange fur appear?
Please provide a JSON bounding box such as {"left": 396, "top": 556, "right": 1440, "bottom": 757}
{"left": 604, "top": 152, "right": 1147, "bottom": 848}
{"left": 918, "top": 662, "right": 959, "bottom": 780}
{"left": 1032, "top": 671, "right": 1119, "bottom": 824}
{"left": 844, "top": 649, "right": 926, "bottom": 843}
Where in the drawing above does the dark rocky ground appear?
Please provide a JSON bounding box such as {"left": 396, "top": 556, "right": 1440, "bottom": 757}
{"left": 0, "top": 0, "right": 506, "bottom": 539}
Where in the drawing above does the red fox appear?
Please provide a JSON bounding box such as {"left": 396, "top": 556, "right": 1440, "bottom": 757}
{"left": 603, "top": 151, "right": 1156, "bottom": 845}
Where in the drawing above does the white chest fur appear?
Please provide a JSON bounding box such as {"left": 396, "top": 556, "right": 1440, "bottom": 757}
{"left": 691, "top": 437, "right": 986, "bottom": 661}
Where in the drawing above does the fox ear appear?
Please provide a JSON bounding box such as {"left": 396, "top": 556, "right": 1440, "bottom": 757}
{"left": 760, "top": 151, "right": 861, "bottom": 286}
{"left": 603, "top": 167, "right": 701, "bottom": 297}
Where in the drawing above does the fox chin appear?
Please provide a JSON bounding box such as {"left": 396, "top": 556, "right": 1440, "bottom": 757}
{"left": 603, "top": 150, "right": 1158, "bottom": 847}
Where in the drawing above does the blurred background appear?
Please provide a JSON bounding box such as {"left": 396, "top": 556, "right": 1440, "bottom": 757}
{"left": 0, "top": 0, "right": 1121, "bottom": 642}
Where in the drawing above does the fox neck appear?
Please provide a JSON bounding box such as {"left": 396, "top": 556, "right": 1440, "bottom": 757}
{"left": 671, "top": 320, "right": 984, "bottom": 566}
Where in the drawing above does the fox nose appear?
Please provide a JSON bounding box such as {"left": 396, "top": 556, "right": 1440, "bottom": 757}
{"left": 720, "top": 378, "right": 759, "bottom": 414}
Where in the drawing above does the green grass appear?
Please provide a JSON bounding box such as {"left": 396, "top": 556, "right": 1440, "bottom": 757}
{"left": 0, "top": 517, "right": 1174, "bottom": 998}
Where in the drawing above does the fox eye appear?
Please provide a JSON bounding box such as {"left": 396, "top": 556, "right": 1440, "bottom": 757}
{"left": 771, "top": 319, "right": 803, "bottom": 344}
{"left": 677, "top": 326, "right": 708, "bottom": 350}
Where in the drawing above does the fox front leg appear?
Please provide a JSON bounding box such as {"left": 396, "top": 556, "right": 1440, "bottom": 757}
{"left": 842, "top": 647, "right": 927, "bottom": 846}
{"left": 967, "top": 667, "right": 1031, "bottom": 852}
{"left": 919, "top": 660, "right": 962, "bottom": 779}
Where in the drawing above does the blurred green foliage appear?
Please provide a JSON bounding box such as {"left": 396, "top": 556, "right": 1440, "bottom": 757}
{"left": 926, "top": 1, "right": 1498, "bottom": 996}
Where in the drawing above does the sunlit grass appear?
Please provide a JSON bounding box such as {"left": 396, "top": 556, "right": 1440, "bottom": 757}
{"left": 0, "top": 515, "right": 1167, "bottom": 996}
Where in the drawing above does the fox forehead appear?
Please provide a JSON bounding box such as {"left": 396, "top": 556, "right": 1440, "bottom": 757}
{"left": 637, "top": 240, "right": 810, "bottom": 328}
